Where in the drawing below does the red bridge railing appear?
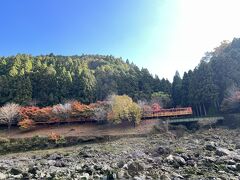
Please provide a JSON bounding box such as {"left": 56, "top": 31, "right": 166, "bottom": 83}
{"left": 142, "top": 107, "right": 193, "bottom": 119}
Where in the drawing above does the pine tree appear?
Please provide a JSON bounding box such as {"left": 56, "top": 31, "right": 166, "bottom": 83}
{"left": 172, "top": 71, "right": 182, "bottom": 107}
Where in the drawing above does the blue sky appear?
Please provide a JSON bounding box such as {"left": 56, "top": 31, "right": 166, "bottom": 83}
{"left": 1, "top": 0, "right": 240, "bottom": 80}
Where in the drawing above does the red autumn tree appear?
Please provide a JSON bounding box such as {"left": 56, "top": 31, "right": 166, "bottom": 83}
{"left": 151, "top": 103, "right": 162, "bottom": 112}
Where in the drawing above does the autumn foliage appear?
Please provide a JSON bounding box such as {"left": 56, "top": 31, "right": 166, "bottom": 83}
{"left": 17, "top": 101, "right": 96, "bottom": 128}
{"left": 0, "top": 95, "right": 142, "bottom": 129}
{"left": 48, "top": 132, "right": 61, "bottom": 142}
{"left": 20, "top": 106, "right": 57, "bottom": 123}
{"left": 18, "top": 118, "right": 35, "bottom": 129}
{"left": 71, "top": 101, "right": 94, "bottom": 119}
{"left": 151, "top": 103, "right": 162, "bottom": 112}
{"left": 107, "top": 95, "right": 142, "bottom": 125}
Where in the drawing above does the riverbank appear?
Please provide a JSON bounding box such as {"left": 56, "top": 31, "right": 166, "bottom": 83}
{"left": 0, "top": 127, "right": 239, "bottom": 179}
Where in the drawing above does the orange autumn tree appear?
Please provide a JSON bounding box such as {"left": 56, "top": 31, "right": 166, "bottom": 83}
{"left": 17, "top": 100, "right": 111, "bottom": 129}
{"left": 18, "top": 118, "right": 35, "bottom": 129}
{"left": 18, "top": 106, "right": 58, "bottom": 129}
{"left": 70, "top": 101, "right": 95, "bottom": 120}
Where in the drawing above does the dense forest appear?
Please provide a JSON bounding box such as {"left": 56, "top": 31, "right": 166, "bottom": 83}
{"left": 172, "top": 38, "right": 240, "bottom": 115}
{"left": 1, "top": 38, "right": 240, "bottom": 116}
{"left": 0, "top": 54, "right": 171, "bottom": 106}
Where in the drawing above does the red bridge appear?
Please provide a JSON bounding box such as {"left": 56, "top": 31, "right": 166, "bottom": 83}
{"left": 142, "top": 107, "right": 193, "bottom": 119}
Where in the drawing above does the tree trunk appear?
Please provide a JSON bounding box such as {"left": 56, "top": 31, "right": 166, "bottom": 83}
{"left": 195, "top": 105, "right": 199, "bottom": 117}
{"left": 214, "top": 101, "right": 218, "bottom": 112}
{"left": 8, "top": 122, "right": 11, "bottom": 132}
{"left": 203, "top": 103, "right": 207, "bottom": 116}
{"left": 216, "top": 100, "right": 220, "bottom": 110}
{"left": 217, "top": 101, "right": 220, "bottom": 110}
{"left": 199, "top": 104, "right": 202, "bottom": 117}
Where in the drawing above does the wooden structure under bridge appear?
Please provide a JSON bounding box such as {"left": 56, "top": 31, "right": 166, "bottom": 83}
{"left": 142, "top": 107, "right": 224, "bottom": 124}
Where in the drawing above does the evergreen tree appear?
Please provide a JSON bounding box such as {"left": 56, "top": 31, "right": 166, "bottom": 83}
{"left": 79, "top": 68, "right": 96, "bottom": 103}
{"left": 172, "top": 71, "right": 182, "bottom": 107}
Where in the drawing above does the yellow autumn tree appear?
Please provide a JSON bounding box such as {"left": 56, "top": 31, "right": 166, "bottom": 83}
{"left": 107, "top": 95, "right": 142, "bottom": 126}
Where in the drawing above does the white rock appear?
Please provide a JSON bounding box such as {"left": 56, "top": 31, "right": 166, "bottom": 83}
{"left": 0, "top": 173, "right": 7, "bottom": 180}
{"left": 216, "top": 148, "right": 232, "bottom": 156}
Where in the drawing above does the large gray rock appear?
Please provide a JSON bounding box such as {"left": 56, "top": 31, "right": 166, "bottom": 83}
{"left": 47, "top": 160, "right": 56, "bottom": 166}
{"left": 47, "top": 153, "right": 62, "bottom": 160}
{"left": 166, "top": 155, "right": 186, "bottom": 166}
{"left": 10, "top": 167, "right": 22, "bottom": 175}
{"left": 157, "top": 146, "right": 171, "bottom": 156}
{"left": 166, "top": 155, "right": 174, "bottom": 163}
{"left": 28, "top": 165, "right": 39, "bottom": 175}
{"left": 174, "top": 156, "right": 186, "bottom": 166}
{"left": 128, "top": 162, "right": 145, "bottom": 176}
{"left": 187, "top": 159, "right": 196, "bottom": 166}
{"left": 236, "top": 163, "right": 240, "bottom": 171}
{"left": 117, "top": 170, "right": 125, "bottom": 179}
{"left": 133, "top": 176, "right": 143, "bottom": 180}
{"left": 236, "top": 143, "right": 240, "bottom": 149}
{"left": 226, "top": 165, "right": 237, "bottom": 171}
{"left": 117, "top": 161, "right": 125, "bottom": 168}
{"left": 0, "top": 172, "right": 7, "bottom": 180}
{"left": 204, "top": 156, "right": 216, "bottom": 163}
{"left": 79, "top": 173, "right": 90, "bottom": 180}
{"left": 131, "top": 150, "right": 146, "bottom": 159}
{"left": 160, "top": 174, "right": 171, "bottom": 180}
{"left": 54, "top": 160, "right": 67, "bottom": 167}
{"left": 79, "top": 151, "right": 93, "bottom": 158}
{"left": 205, "top": 142, "right": 217, "bottom": 151}
{"left": 216, "top": 148, "right": 232, "bottom": 156}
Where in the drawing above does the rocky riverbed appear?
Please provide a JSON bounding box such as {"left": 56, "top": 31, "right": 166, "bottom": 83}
{"left": 0, "top": 127, "right": 240, "bottom": 180}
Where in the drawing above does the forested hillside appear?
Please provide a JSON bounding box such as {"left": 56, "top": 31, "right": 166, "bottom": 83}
{"left": 172, "top": 38, "right": 240, "bottom": 115}
{"left": 0, "top": 54, "right": 171, "bottom": 106}
{"left": 1, "top": 38, "right": 240, "bottom": 116}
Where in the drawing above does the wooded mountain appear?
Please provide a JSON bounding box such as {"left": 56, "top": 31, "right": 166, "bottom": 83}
{"left": 1, "top": 38, "right": 240, "bottom": 115}
{"left": 0, "top": 54, "right": 171, "bottom": 106}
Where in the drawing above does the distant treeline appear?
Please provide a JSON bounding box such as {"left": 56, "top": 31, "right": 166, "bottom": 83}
{"left": 0, "top": 54, "right": 171, "bottom": 106}
{"left": 1, "top": 38, "right": 240, "bottom": 116}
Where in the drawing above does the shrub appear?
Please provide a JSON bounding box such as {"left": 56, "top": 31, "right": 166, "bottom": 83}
{"left": 71, "top": 101, "right": 94, "bottom": 120}
{"left": 20, "top": 106, "right": 40, "bottom": 120}
{"left": 48, "top": 132, "right": 66, "bottom": 144}
{"left": 0, "top": 103, "right": 21, "bottom": 129}
{"left": 107, "top": 95, "right": 142, "bottom": 125}
{"left": 0, "top": 137, "right": 10, "bottom": 144}
{"left": 129, "top": 102, "right": 142, "bottom": 125}
{"left": 18, "top": 118, "right": 35, "bottom": 130}
{"left": 174, "top": 147, "right": 185, "bottom": 154}
{"left": 20, "top": 106, "right": 57, "bottom": 123}
{"left": 52, "top": 103, "right": 72, "bottom": 121}
{"left": 91, "top": 101, "right": 110, "bottom": 121}
{"left": 151, "top": 103, "right": 161, "bottom": 112}
{"left": 48, "top": 132, "right": 61, "bottom": 141}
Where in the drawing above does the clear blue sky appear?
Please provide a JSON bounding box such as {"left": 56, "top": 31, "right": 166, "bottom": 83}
{"left": 1, "top": 0, "right": 240, "bottom": 80}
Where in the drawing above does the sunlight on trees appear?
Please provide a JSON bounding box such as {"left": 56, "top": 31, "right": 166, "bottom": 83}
{"left": 107, "top": 95, "right": 142, "bottom": 125}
